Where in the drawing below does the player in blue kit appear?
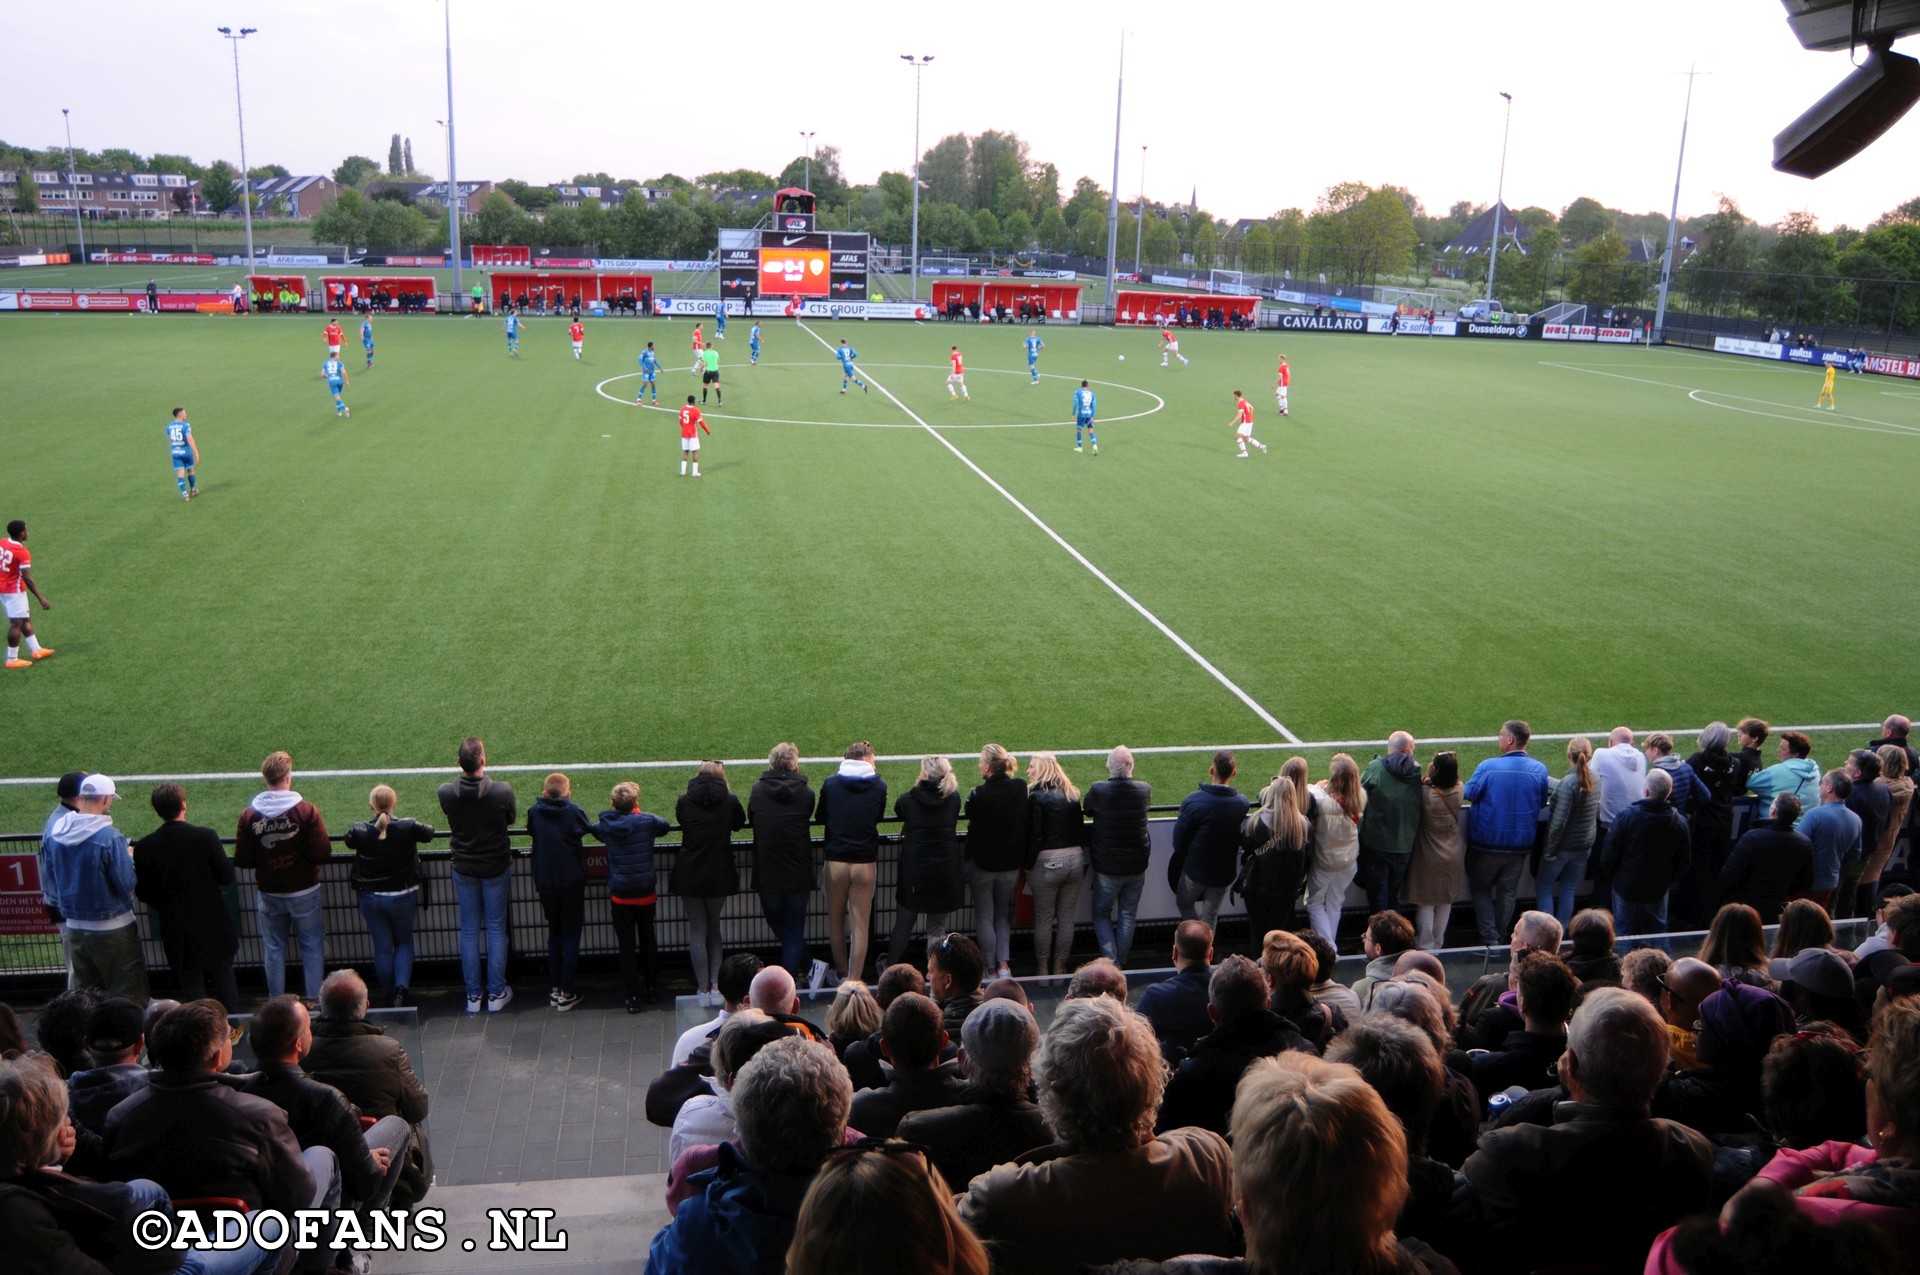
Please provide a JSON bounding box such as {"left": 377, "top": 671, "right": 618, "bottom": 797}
{"left": 1025, "top": 329, "right": 1045, "bottom": 384}
{"left": 636, "top": 342, "right": 661, "bottom": 404}
{"left": 166, "top": 406, "right": 201, "bottom": 500}
{"left": 504, "top": 311, "right": 521, "bottom": 356}
{"left": 837, "top": 340, "right": 867, "bottom": 394}
{"left": 715, "top": 306, "right": 728, "bottom": 339}
{"left": 361, "top": 315, "right": 375, "bottom": 368}
{"left": 1073, "top": 380, "right": 1097, "bottom": 454}
{"left": 749, "top": 322, "right": 762, "bottom": 366}
{"left": 322, "top": 356, "right": 350, "bottom": 417}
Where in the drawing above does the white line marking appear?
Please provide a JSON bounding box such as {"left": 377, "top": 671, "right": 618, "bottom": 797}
{"left": 0, "top": 722, "right": 1890, "bottom": 787}
{"left": 800, "top": 319, "right": 1302, "bottom": 741}
{"left": 1543, "top": 362, "right": 1920, "bottom": 437}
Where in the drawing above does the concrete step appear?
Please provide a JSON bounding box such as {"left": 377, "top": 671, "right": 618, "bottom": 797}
{"left": 375, "top": 1174, "right": 671, "bottom": 1273}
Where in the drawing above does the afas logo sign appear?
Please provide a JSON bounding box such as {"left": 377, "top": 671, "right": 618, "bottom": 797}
{"left": 759, "top": 248, "right": 830, "bottom": 295}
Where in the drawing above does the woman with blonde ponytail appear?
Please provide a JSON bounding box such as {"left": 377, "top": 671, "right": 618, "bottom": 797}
{"left": 1536, "top": 737, "right": 1601, "bottom": 926}
{"left": 345, "top": 784, "right": 436, "bottom": 1007}
{"left": 1303, "top": 755, "right": 1365, "bottom": 944}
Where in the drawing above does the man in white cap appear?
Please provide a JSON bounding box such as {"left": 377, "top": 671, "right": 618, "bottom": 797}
{"left": 43, "top": 774, "right": 148, "bottom": 1001}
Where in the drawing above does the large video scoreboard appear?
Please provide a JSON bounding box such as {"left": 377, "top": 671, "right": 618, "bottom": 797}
{"left": 720, "top": 230, "right": 869, "bottom": 302}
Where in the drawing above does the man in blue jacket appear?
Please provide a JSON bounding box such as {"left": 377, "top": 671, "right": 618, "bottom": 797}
{"left": 43, "top": 774, "right": 148, "bottom": 1002}
{"left": 1172, "top": 751, "right": 1249, "bottom": 936}
{"left": 1462, "top": 722, "right": 1550, "bottom": 946}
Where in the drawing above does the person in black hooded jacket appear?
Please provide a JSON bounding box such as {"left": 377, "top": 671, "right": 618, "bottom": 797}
{"left": 750, "top": 743, "right": 818, "bottom": 981}
{"left": 527, "top": 773, "right": 592, "bottom": 1011}
{"left": 676, "top": 761, "right": 747, "bottom": 1004}
{"left": 886, "top": 756, "right": 965, "bottom": 969}
{"left": 964, "top": 743, "right": 1029, "bottom": 980}
{"left": 1086, "top": 745, "right": 1153, "bottom": 968}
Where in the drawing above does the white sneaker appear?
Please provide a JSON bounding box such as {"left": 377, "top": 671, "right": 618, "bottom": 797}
{"left": 487, "top": 987, "right": 514, "bottom": 1013}
{"left": 807, "top": 959, "right": 829, "bottom": 992}
{"left": 464, "top": 994, "right": 482, "bottom": 1014}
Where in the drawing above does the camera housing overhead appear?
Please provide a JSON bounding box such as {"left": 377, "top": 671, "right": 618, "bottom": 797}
{"left": 1775, "top": 0, "right": 1920, "bottom": 176}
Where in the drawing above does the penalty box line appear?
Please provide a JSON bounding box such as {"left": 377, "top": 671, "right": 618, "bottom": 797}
{"left": 793, "top": 320, "right": 1300, "bottom": 745}
{"left": 0, "top": 722, "right": 1890, "bottom": 788}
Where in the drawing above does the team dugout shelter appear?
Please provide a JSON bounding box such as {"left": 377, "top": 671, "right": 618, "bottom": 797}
{"left": 486, "top": 271, "right": 653, "bottom": 311}
{"left": 931, "top": 280, "right": 1083, "bottom": 323}
{"left": 246, "top": 274, "right": 308, "bottom": 312}
{"left": 1113, "top": 290, "right": 1258, "bottom": 325}
{"left": 319, "top": 275, "right": 437, "bottom": 311}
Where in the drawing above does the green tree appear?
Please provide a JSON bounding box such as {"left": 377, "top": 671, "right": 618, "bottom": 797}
{"left": 1062, "top": 177, "right": 1107, "bottom": 230}
{"left": 312, "top": 189, "right": 369, "bottom": 245}
{"left": 148, "top": 153, "right": 203, "bottom": 180}
{"left": 971, "top": 130, "right": 1029, "bottom": 215}
{"left": 1193, "top": 219, "right": 1221, "bottom": 270}
{"left": 1143, "top": 216, "right": 1180, "bottom": 268}
{"left": 699, "top": 168, "right": 777, "bottom": 191}
{"left": 471, "top": 191, "right": 535, "bottom": 247}
{"left": 920, "top": 135, "right": 971, "bottom": 207}
{"left": 370, "top": 187, "right": 415, "bottom": 206}
{"left": 1034, "top": 206, "right": 1070, "bottom": 252}
{"left": 388, "top": 134, "right": 404, "bottom": 176}
{"left": 366, "top": 198, "right": 430, "bottom": 248}
{"left": 403, "top": 138, "right": 415, "bottom": 174}
{"left": 200, "top": 160, "right": 240, "bottom": 213}
{"left": 496, "top": 179, "right": 558, "bottom": 211}
{"left": 876, "top": 172, "right": 913, "bottom": 216}
{"left": 1567, "top": 230, "right": 1644, "bottom": 309}
{"left": 96, "top": 147, "right": 144, "bottom": 171}
{"left": 1001, "top": 209, "right": 1034, "bottom": 250}
{"left": 1029, "top": 162, "right": 1060, "bottom": 213}
{"left": 1072, "top": 207, "right": 1106, "bottom": 258}
{"left": 250, "top": 164, "right": 289, "bottom": 180}
{"left": 13, "top": 170, "right": 38, "bottom": 214}
{"left": 973, "top": 208, "right": 1002, "bottom": 248}
{"left": 1559, "top": 196, "right": 1612, "bottom": 247}
{"left": 1837, "top": 241, "right": 1918, "bottom": 330}
{"left": 1306, "top": 182, "right": 1417, "bottom": 284}
{"left": 333, "top": 155, "right": 381, "bottom": 188}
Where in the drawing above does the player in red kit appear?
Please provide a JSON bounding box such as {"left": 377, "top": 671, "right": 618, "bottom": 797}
{"left": 1160, "top": 327, "right": 1189, "bottom": 367}
{"left": 569, "top": 320, "right": 585, "bottom": 360}
{"left": 324, "top": 320, "right": 343, "bottom": 358}
{"left": 1231, "top": 390, "right": 1267, "bottom": 458}
{"left": 947, "top": 345, "right": 970, "bottom": 401}
{"left": 678, "top": 395, "right": 711, "bottom": 477}
{"left": 1275, "top": 354, "right": 1291, "bottom": 415}
{"left": 1, "top": 519, "right": 53, "bottom": 668}
{"left": 690, "top": 323, "right": 705, "bottom": 373}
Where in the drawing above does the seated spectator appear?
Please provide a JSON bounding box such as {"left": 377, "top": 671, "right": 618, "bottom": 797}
{"left": 1352, "top": 910, "right": 1418, "bottom": 1009}
{"left": 1621, "top": 946, "right": 1673, "bottom": 1005}
{"left": 1456, "top": 911, "right": 1562, "bottom": 1051}
{"left": 1855, "top": 883, "right": 1916, "bottom": 960}
{"left": 1701, "top": 902, "right": 1777, "bottom": 988}
{"left": 1098, "top": 1051, "right": 1459, "bottom": 1275}
{"left": 1710, "top": 998, "right": 1920, "bottom": 1261}
{"left": 1263, "top": 928, "right": 1340, "bottom": 1051}
{"left": 300, "top": 970, "right": 432, "bottom": 1209}
{"left": 927, "top": 930, "right": 985, "bottom": 1036}
{"left": 1658, "top": 957, "right": 1721, "bottom": 1072}
{"left": 1373, "top": 977, "right": 1480, "bottom": 1169}
{"left": 847, "top": 993, "right": 965, "bottom": 1139}
{"left": 959, "top": 996, "right": 1237, "bottom": 1273}
{"left": 246, "top": 994, "right": 411, "bottom": 1218}
{"left": 1714, "top": 1024, "right": 1868, "bottom": 1197}
{"left": 1650, "top": 1183, "right": 1895, "bottom": 1275}
{"left": 843, "top": 963, "right": 927, "bottom": 1091}
{"left": 665, "top": 1014, "right": 805, "bottom": 1204}
{"left": 897, "top": 999, "right": 1049, "bottom": 1192}
{"left": 670, "top": 953, "right": 763, "bottom": 1070}
{"left": 1, "top": 1052, "right": 282, "bottom": 1275}
{"left": 0, "top": 1004, "right": 24, "bottom": 1060}
{"left": 1563, "top": 908, "right": 1620, "bottom": 984}
{"left": 1064, "top": 957, "right": 1128, "bottom": 1002}
{"left": 1134, "top": 919, "right": 1213, "bottom": 1061}
{"left": 983, "top": 977, "right": 1030, "bottom": 1009}
{"left": 1394, "top": 949, "right": 1449, "bottom": 983}
{"left": 1464, "top": 988, "right": 1715, "bottom": 1274}
{"left": 1769, "top": 898, "right": 1849, "bottom": 981}
{"left": 1722, "top": 793, "right": 1815, "bottom": 922}
{"left": 1327, "top": 1013, "right": 1476, "bottom": 1267}
{"left": 647, "top": 1036, "right": 852, "bottom": 1275}
{"left": 747, "top": 965, "right": 828, "bottom": 1044}
{"left": 1159, "top": 954, "right": 1312, "bottom": 1135}
{"left": 824, "top": 980, "right": 881, "bottom": 1062}
{"left": 1779, "top": 948, "right": 1867, "bottom": 1042}
{"left": 787, "top": 1137, "right": 989, "bottom": 1275}
{"left": 104, "top": 999, "right": 327, "bottom": 1217}
{"left": 1665, "top": 979, "right": 1797, "bottom": 1136}
{"left": 1457, "top": 950, "right": 1577, "bottom": 1105}
{"left": 66, "top": 997, "right": 150, "bottom": 1135}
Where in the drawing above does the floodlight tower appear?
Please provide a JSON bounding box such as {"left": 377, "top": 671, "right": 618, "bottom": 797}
{"left": 60, "top": 109, "right": 85, "bottom": 261}
{"left": 1134, "top": 146, "right": 1147, "bottom": 274}
{"left": 443, "top": 0, "right": 463, "bottom": 300}
{"left": 1485, "top": 90, "right": 1512, "bottom": 302}
{"left": 800, "top": 131, "right": 816, "bottom": 192}
{"left": 216, "top": 26, "right": 258, "bottom": 266}
{"left": 901, "top": 55, "right": 933, "bottom": 300}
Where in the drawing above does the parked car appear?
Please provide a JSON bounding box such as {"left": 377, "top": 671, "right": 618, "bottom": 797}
{"left": 1458, "top": 299, "right": 1524, "bottom": 323}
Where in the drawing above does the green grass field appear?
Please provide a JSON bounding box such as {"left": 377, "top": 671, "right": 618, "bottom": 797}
{"left": 3, "top": 308, "right": 1916, "bottom": 833}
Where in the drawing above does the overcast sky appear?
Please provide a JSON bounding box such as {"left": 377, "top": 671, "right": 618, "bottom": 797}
{"left": 5, "top": 0, "right": 1918, "bottom": 230}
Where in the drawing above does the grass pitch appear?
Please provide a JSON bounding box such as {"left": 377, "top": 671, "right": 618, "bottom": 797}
{"left": 3, "top": 309, "right": 1916, "bottom": 830}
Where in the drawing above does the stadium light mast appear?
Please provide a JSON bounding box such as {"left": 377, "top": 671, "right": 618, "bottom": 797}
{"left": 1653, "top": 67, "right": 1701, "bottom": 345}
{"left": 1133, "top": 145, "right": 1146, "bottom": 274}
{"left": 1485, "top": 90, "right": 1512, "bottom": 302}
{"left": 443, "top": 0, "right": 463, "bottom": 302}
{"left": 1104, "top": 34, "right": 1125, "bottom": 310}
{"left": 216, "top": 27, "right": 258, "bottom": 267}
{"left": 901, "top": 55, "right": 933, "bottom": 301}
{"left": 60, "top": 109, "right": 85, "bottom": 262}
{"left": 799, "top": 131, "right": 816, "bottom": 192}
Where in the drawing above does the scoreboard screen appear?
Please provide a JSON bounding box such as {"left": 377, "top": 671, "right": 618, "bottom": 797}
{"left": 758, "top": 246, "right": 831, "bottom": 295}
{"left": 722, "top": 230, "right": 870, "bottom": 300}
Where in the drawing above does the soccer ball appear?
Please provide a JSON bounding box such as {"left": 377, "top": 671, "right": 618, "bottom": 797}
{"left": 1118, "top": 354, "right": 1126, "bottom": 361}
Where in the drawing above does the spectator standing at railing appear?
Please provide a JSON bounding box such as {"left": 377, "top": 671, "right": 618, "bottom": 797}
{"left": 1859, "top": 746, "right": 1916, "bottom": 916}
{"left": 1462, "top": 721, "right": 1550, "bottom": 947}
{"left": 527, "top": 773, "right": 591, "bottom": 1013}
{"left": 1746, "top": 731, "right": 1822, "bottom": 819}
{"left": 596, "top": 781, "right": 668, "bottom": 1010}
{"left": 1025, "top": 753, "right": 1087, "bottom": 978}
{"left": 1601, "top": 767, "right": 1691, "bottom": 936}
{"left": 817, "top": 742, "right": 888, "bottom": 985}
{"left": 1839, "top": 750, "right": 1891, "bottom": 920}
{"left": 1534, "top": 738, "right": 1601, "bottom": 927}
{"left": 344, "top": 785, "right": 434, "bottom": 1010}
{"left": 1084, "top": 746, "right": 1152, "bottom": 968}
{"left": 1407, "top": 753, "right": 1465, "bottom": 951}
{"left": 886, "top": 757, "right": 965, "bottom": 973}
{"left": 237, "top": 751, "right": 331, "bottom": 1004}
{"left": 132, "top": 782, "right": 239, "bottom": 1009}
{"left": 1679, "top": 722, "right": 1746, "bottom": 929}
{"left": 964, "top": 744, "right": 1029, "bottom": 982}
{"left": 1590, "top": 726, "right": 1648, "bottom": 910}
{"left": 438, "top": 737, "right": 517, "bottom": 1014}
{"left": 1800, "top": 771, "right": 1863, "bottom": 911}
{"left": 675, "top": 761, "right": 747, "bottom": 1007}
{"left": 1304, "top": 755, "right": 1365, "bottom": 945}
{"left": 748, "top": 743, "right": 821, "bottom": 985}
{"left": 1358, "top": 732, "right": 1423, "bottom": 915}
{"left": 1172, "top": 751, "right": 1249, "bottom": 939}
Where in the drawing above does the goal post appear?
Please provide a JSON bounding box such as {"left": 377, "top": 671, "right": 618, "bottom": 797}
{"left": 1207, "top": 268, "right": 1250, "bottom": 296}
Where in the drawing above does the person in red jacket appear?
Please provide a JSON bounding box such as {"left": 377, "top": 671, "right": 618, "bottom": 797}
{"left": 235, "top": 750, "right": 331, "bottom": 1000}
